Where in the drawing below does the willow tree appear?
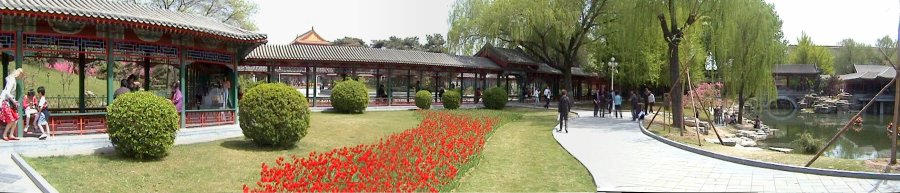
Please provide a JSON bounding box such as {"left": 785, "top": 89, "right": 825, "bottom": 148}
{"left": 707, "top": 0, "right": 785, "bottom": 123}
{"left": 448, "top": 0, "right": 609, "bottom": 91}
{"left": 593, "top": 0, "right": 705, "bottom": 89}
{"left": 656, "top": 0, "right": 704, "bottom": 129}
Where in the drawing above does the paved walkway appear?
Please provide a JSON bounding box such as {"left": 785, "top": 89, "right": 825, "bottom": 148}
{"left": 555, "top": 110, "right": 900, "bottom": 193}
{"left": 0, "top": 154, "right": 43, "bottom": 193}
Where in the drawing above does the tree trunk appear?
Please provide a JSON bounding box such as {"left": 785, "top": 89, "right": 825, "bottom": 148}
{"left": 738, "top": 89, "right": 745, "bottom": 123}
{"left": 562, "top": 67, "right": 573, "bottom": 92}
{"left": 669, "top": 43, "right": 684, "bottom": 129}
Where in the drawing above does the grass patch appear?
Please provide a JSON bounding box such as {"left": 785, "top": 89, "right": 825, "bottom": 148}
{"left": 26, "top": 108, "right": 594, "bottom": 192}
{"left": 21, "top": 63, "right": 108, "bottom": 97}
{"left": 452, "top": 108, "right": 595, "bottom": 192}
{"left": 646, "top": 124, "right": 870, "bottom": 172}
{"left": 27, "top": 111, "right": 421, "bottom": 193}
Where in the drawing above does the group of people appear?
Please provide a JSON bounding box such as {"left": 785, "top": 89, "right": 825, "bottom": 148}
{"left": 1, "top": 68, "right": 51, "bottom": 141}
{"left": 531, "top": 87, "right": 554, "bottom": 108}
{"left": 591, "top": 88, "right": 656, "bottom": 122}
{"left": 713, "top": 106, "right": 739, "bottom": 125}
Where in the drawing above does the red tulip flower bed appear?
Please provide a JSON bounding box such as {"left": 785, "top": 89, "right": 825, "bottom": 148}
{"left": 244, "top": 111, "right": 499, "bottom": 192}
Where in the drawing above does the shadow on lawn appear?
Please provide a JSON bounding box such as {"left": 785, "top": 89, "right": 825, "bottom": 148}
{"left": 219, "top": 139, "right": 298, "bottom": 152}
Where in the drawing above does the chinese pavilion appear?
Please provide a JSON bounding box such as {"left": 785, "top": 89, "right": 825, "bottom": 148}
{"left": 0, "top": 0, "right": 602, "bottom": 136}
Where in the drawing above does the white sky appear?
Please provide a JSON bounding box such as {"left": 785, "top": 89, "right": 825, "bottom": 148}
{"left": 251, "top": 0, "right": 899, "bottom": 47}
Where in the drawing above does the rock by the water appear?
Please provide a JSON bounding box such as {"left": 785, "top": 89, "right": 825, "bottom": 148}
{"left": 769, "top": 147, "right": 792, "bottom": 153}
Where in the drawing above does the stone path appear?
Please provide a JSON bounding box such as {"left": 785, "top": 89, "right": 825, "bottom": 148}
{"left": 555, "top": 110, "right": 900, "bottom": 193}
{"left": 0, "top": 154, "right": 42, "bottom": 193}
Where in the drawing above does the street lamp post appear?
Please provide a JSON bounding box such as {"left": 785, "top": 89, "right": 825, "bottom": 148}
{"left": 608, "top": 57, "right": 618, "bottom": 117}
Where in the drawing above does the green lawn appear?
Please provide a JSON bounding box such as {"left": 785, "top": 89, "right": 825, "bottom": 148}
{"left": 26, "top": 108, "right": 595, "bottom": 192}
{"left": 27, "top": 111, "right": 420, "bottom": 193}
{"left": 453, "top": 108, "right": 595, "bottom": 192}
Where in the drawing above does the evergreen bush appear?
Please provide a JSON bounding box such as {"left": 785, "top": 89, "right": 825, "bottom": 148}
{"left": 415, "top": 90, "right": 432, "bottom": 109}
{"left": 483, "top": 87, "right": 508, "bottom": 109}
{"left": 442, "top": 90, "right": 461, "bottom": 109}
{"left": 106, "top": 92, "right": 180, "bottom": 159}
{"left": 331, "top": 80, "right": 369, "bottom": 113}
{"left": 239, "top": 83, "right": 311, "bottom": 147}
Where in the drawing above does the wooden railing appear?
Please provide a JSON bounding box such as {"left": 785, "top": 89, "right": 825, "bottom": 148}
{"left": 43, "top": 109, "right": 236, "bottom": 136}
{"left": 184, "top": 109, "right": 235, "bottom": 128}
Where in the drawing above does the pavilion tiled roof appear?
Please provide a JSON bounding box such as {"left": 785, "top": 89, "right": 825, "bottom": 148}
{"left": 0, "top": 0, "right": 266, "bottom": 41}
{"left": 773, "top": 64, "right": 821, "bottom": 75}
{"left": 478, "top": 44, "right": 541, "bottom": 65}
{"left": 840, "top": 64, "right": 896, "bottom": 81}
{"left": 247, "top": 44, "right": 502, "bottom": 70}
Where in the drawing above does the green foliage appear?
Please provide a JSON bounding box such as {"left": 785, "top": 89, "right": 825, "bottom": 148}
{"left": 239, "top": 75, "right": 263, "bottom": 95}
{"left": 331, "top": 80, "right": 369, "bottom": 113}
{"left": 106, "top": 92, "right": 180, "bottom": 160}
{"left": 791, "top": 132, "right": 824, "bottom": 154}
{"left": 415, "top": 90, "right": 433, "bottom": 109}
{"left": 239, "top": 83, "right": 310, "bottom": 147}
{"left": 707, "top": 0, "right": 785, "bottom": 104}
{"left": 136, "top": 0, "right": 259, "bottom": 30}
{"left": 875, "top": 36, "right": 897, "bottom": 65}
{"left": 332, "top": 37, "right": 368, "bottom": 47}
{"left": 789, "top": 32, "right": 835, "bottom": 75}
{"left": 448, "top": 0, "right": 607, "bottom": 90}
{"left": 442, "top": 90, "right": 461, "bottom": 109}
{"left": 483, "top": 87, "right": 508, "bottom": 110}
{"left": 834, "top": 38, "right": 876, "bottom": 74}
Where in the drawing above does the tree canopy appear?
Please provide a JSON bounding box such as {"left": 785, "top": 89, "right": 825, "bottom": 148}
{"left": 834, "top": 38, "right": 876, "bottom": 74}
{"left": 130, "top": 0, "right": 260, "bottom": 30}
{"left": 875, "top": 36, "right": 898, "bottom": 65}
{"left": 448, "top": 0, "right": 609, "bottom": 91}
{"left": 332, "top": 37, "right": 368, "bottom": 47}
{"left": 707, "top": 0, "right": 785, "bottom": 122}
{"left": 369, "top": 34, "right": 447, "bottom": 53}
{"left": 789, "top": 33, "right": 835, "bottom": 75}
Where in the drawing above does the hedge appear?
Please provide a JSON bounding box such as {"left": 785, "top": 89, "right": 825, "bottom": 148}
{"left": 331, "top": 80, "right": 369, "bottom": 113}
{"left": 106, "top": 91, "right": 180, "bottom": 160}
{"left": 415, "top": 90, "right": 432, "bottom": 109}
{"left": 483, "top": 87, "right": 508, "bottom": 109}
{"left": 442, "top": 90, "right": 461, "bottom": 109}
{"left": 239, "top": 83, "right": 311, "bottom": 147}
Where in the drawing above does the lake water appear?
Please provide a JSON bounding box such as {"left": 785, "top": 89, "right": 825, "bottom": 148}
{"left": 759, "top": 109, "right": 895, "bottom": 160}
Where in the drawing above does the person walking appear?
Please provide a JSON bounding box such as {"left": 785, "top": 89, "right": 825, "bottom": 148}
{"left": 630, "top": 90, "right": 641, "bottom": 121}
{"left": 613, "top": 91, "right": 623, "bottom": 118}
{"left": 543, "top": 87, "right": 552, "bottom": 108}
{"left": 646, "top": 88, "right": 655, "bottom": 114}
{"left": 533, "top": 87, "right": 540, "bottom": 106}
{"left": 593, "top": 88, "right": 602, "bottom": 117}
{"left": 558, "top": 89, "right": 572, "bottom": 133}
{"left": 643, "top": 88, "right": 651, "bottom": 114}
{"left": 599, "top": 88, "right": 607, "bottom": 118}
{"left": 1, "top": 69, "right": 22, "bottom": 141}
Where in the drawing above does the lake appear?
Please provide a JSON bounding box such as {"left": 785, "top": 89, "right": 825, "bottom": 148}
{"left": 759, "top": 109, "right": 896, "bottom": 160}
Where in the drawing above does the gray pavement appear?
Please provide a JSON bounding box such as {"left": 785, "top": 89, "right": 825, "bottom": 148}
{"left": 0, "top": 154, "right": 43, "bottom": 193}
{"left": 555, "top": 110, "right": 900, "bottom": 193}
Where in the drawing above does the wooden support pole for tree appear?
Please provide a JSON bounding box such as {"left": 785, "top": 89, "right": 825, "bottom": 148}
{"left": 805, "top": 77, "right": 896, "bottom": 167}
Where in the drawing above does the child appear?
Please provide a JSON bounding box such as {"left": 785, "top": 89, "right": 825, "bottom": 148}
{"left": 36, "top": 86, "right": 49, "bottom": 140}
{"left": 23, "top": 89, "right": 37, "bottom": 133}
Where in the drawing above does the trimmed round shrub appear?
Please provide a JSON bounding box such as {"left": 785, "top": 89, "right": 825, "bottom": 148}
{"left": 415, "top": 90, "right": 432, "bottom": 109}
{"left": 107, "top": 91, "right": 180, "bottom": 160}
{"left": 442, "top": 90, "right": 461, "bottom": 109}
{"left": 483, "top": 87, "right": 508, "bottom": 110}
{"left": 240, "top": 83, "right": 311, "bottom": 147}
{"left": 331, "top": 80, "right": 369, "bottom": 113}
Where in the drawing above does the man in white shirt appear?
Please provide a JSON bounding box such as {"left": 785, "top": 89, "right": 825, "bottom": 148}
{"left": 543, "top": 87, "right": 551, "bottom": 108}
{"left": 533, "top": 87, "right": 540, "bottom": 106}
